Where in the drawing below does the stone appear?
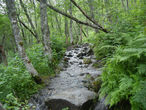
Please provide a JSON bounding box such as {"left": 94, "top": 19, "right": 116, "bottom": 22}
{"left": 79, "top": 61, "right": 82, "bottom": 65}
{"left": 67, "top": 54, "right": 73, "bottom": 57}
{"left": 77, "top": 52, "right": 86, "bottom": 58}
{"left": 80, "top": 72, "right": 90, "bottom": 76}
{"left": 64, "top": 57, "right": 70, "bottom": 62}
{"left": 45, "top": 88, "right": 96, "bottom": 110}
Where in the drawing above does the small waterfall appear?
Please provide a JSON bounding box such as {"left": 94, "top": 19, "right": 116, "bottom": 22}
{"left": 94, "top": 98, "right": 107, "bottom": 110}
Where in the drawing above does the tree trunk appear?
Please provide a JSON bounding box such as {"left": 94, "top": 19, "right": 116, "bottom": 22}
{"left": 19, "top": 0, "right": 40, "bottom": 43}
{"left": 88, "top": 0, "right": 95, "bottom": 19}
{"left": 121, "top": 0, "right": 126, "bottom": 9}
{"left": 40, "top": 0, "right": 52, "bottom": 59}
{"left": 69, "top": 1, "right": 73, "bottom": 44}
{"left": 88, "top": 0, "right": 99, "bottom": 32}
{"left": 55, "top": 14, "right": 62, "bottom": 35}
{"left": 126, "top": 0, "right": 129, "bottom": 10}
{"left": 0, "top": 103, "right": 5, "bottom": 110}
{"left": 65, "top": 17, "right": 69, "bottom": 45}
{"left": 6, "top": 0, "right": 41, "bottom": 80}
{"left": 0, "top": 35, "right": 7, "bottom": 65}
{"left": 80, "top": 25, "right": 83, "bottom": 43}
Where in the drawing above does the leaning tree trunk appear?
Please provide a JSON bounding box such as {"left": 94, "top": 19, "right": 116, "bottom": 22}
{"left": 69, "top": 1, "right": 73, "bottom": 44}
{"left": 40, "top": 0, "right": 52, "bottom": 59}
{"left": 5, "top": 0, "right": 40, "bottom": 80}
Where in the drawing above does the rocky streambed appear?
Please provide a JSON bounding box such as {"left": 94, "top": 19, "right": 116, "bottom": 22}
{"left": 29, "top": 44, "right": 107, "bottom": 110}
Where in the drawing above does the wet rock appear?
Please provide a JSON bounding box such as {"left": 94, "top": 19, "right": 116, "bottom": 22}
{"left": 87, "top": 48, "right": 94, "bottom": 56}
{"left": 46, "top": 88, "right": 96, "bottom": 110}
{"left": 77, "top": 52, "right": 86, "bottom": 58}
{"left": 67, "top": 54, "right": 73, "bottom": 57}
{"left": 82, "top": 80, "right": 88, "bottom": 83}
{"left": 83, "top": 58, "right": 92, "bottom": 64}
{"left": 79, "top": 61, "right": 82, "bottom": 65}
{"left": 82, "top": 43, "right": 89, "bottom": 47}
{"left": 80, "top": 72, "right": 89, "bottom": 76}
{"left": 46, "top": 99, "right": 78, "bottom": 110}
{"left": 79, "top": 56, "right": 83, "bottom": 59}
{"left": 64, "top": 57, "right": 70, "bottom": 62}
{"left": 75, "top": 48, "right": 79, "bottom": 51}
{"left": 70, "top": 62, "right": 74, "bottom": 65}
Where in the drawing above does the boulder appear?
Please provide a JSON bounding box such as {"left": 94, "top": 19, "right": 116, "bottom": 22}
{"left": 45, "top": 88, "right": 96, "bottom": 110}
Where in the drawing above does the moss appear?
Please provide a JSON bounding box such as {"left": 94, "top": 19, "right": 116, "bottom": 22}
{"left": 19, "top": 42, "right": 23, "bottom": 46}
{"left": 83, "top": 58, "right": 92, "bottom": 64}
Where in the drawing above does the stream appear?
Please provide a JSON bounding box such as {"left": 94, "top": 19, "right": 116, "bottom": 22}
{"left": 29, "top": 44, "right": 107, "bottom": 110}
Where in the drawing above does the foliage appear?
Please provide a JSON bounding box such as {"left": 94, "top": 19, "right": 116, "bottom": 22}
{"left": 99, "top": 34, "right": 146, "bottom": 110}
{"left": 88, "top": 1, "right": 146, "bottom": 110}
{"left": 0, "top": 39, "right": 65, "bottom": 109}
{"left": 62, "top": 107, "right": 69, "bottom": 110}
{"left": 0, "top": 55, "right": 40, "bottom": 101}
{"left": 27, "top": 37, "right": 66, "bottom": 76}
{"left": 3, "top": 93, "right": 31, "bottom": 110}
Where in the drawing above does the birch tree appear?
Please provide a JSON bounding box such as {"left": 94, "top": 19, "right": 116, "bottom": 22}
{"left": 5, "top": 0, "right": 40, "bottom": 80}
{"left": 40, "top": 0, "right": 52, "bottom": 59}
{"left": 69, "top": 1, "right": 73, "bottom": 44}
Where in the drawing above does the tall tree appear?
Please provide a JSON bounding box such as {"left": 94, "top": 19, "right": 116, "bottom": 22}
{"left": 19, "top": 0, "right": 40, "bottom": 43}
{"left": 5, "top": 0, "right": 40, "bottom": 80}
{"left": 69, "top": 1, "right": 73, "bottom": 44}
{"left": 40, "top": 0, "right": 52, "bottom": 59}
{"left": 65, "top": 16, "right": 69, "bottom": 44}
{"left": 88, "top": 0, "right": 95, "bottom": 19}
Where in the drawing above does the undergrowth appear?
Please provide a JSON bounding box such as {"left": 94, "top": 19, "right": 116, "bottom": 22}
{"left": 0, "top": 38, "right": 66, "bottom": 109}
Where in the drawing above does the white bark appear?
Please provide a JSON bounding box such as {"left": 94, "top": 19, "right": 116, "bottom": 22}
{"left": 69, "top": 1, "right": 73, "bottom": 44}
{"left": 40, "top": 0, "right": 52, "bottom": 59}
{"left": 6, "top": 0, "right": 39, "bottom": 77}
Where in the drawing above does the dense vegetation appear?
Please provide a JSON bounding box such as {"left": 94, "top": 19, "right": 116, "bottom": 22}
{"left": 0, "top": 0, "right": 145, "bottom": 110}
{"left": 86, "top": 1, "right": 146, "bottom": 110}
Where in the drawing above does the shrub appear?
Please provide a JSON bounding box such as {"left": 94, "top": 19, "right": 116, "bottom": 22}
{"left": 0, "top": 55, "right": 40, "bottom": 101}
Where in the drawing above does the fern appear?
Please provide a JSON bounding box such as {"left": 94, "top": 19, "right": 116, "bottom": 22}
{"left": 99, "top": 34, "right": 146, "bottom": 110}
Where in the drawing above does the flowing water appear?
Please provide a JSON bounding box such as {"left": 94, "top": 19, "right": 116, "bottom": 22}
{"left": 29, "top": 44, "right": 107, "bottom": 110}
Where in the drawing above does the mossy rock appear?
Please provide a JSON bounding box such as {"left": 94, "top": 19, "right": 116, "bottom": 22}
{"left": 92, "top": 78, "right": 102, "bottom": 92}
{"left": 83, "top": 58, "right": 92, "bottom": 64}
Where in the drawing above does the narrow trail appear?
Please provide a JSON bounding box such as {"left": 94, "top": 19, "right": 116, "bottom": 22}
{"left": 29, "top": 44, "right": 106, "bottom": 110}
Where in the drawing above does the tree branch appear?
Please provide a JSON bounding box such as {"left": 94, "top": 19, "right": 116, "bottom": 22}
{"left": 70, "top": 0, "right": 108, "bottom": 33}
{"left": 18, "top": 18, "right": 37, "bottom": 39}
{"left": 45, "top": 3, "right": 107, "bottom": 32}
